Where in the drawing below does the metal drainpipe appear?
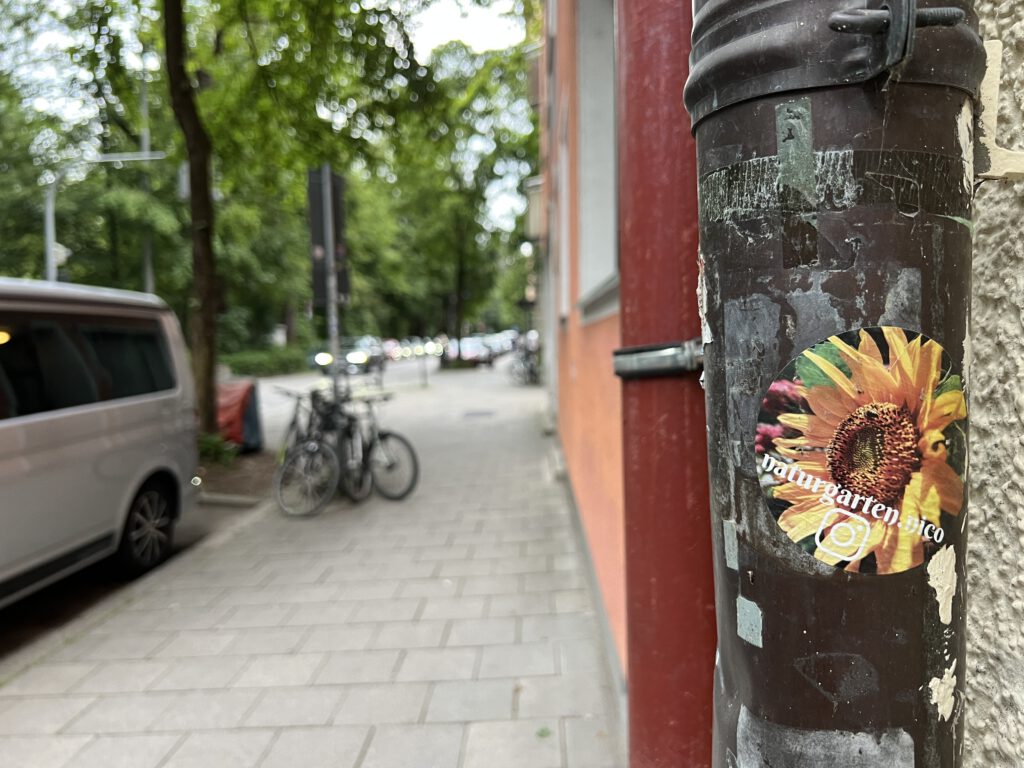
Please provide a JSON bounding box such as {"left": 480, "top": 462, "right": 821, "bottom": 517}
{"left": 613, "top": 1, "right": 716, "bottom": 764}
{"left": 683, "top": 1, "right": 984, "bottom": 766}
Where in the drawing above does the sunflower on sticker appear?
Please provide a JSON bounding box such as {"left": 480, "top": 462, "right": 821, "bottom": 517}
{"left": 757, "top": 327, "right": 967, "bottom": 575}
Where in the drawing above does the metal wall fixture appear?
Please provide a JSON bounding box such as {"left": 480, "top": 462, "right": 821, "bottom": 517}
{"left": 612, "top": 339, "right": 704, "bottom": 380}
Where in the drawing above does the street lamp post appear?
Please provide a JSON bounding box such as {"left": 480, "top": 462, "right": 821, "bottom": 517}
{"left": 44, "top": 150, "right": 166, "bottom": 284}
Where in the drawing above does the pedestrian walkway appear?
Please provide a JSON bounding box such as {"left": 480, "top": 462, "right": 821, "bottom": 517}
{"left": 0, "top": 366, "right": 625, "bottom": 767}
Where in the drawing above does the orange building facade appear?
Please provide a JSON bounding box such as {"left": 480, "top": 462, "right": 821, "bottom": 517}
{"left": 536, "top": 1, "right": 718, "bottom": 763}
{"left": 538, "top": 0, "right": 627, "bottom": 682}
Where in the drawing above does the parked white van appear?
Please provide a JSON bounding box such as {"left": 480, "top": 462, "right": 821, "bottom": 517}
{"left": 0, "top": 278, "right": 197, "bottom": 608}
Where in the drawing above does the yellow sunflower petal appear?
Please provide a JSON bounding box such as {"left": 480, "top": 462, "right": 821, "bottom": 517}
{"left": 910, "top": 339, "right": 944, "bottom": 425}
{"left": 775, "top": 482, "right": 821, "bottom": 505}
{"left": 874, "top": 524, "right": 923, "bottom": 574}
{"left": 882, "top": 326, "right": 910, "bottom": 377}
{"left": 884, "top": 323, "right": 909, "bottom": 362}
{"left": 858, "top": 329, "right": 884, "bottom": 364}
{"left": 921, "top": 458, "right": 964, "bottom": 515}
{"left": 780, "top": 503, "right": 831, "bottom": 542}
{"left": 803, "top": 384, "right": 859, "bottom": 425}
{"left": 918, "top": 429, "right": 947, "bottom": 461}
{"left": 796, "top": 453, "right": 830, "bottom": 473}
{"left": 902, "top": 471, "right": 943, "bottom": 529}
{"left": 874, "top": 474, "right": 932, "bottom": 573}
{"left": 803, "top": 349, "right": 861, "bottom": 401}
{"left": 775, "top": 444, "right": 801, "bottom": 460}
{"left": 775, "top": 443, "right": 809, "bottom": 461}
{"left": 814, "top": 547, "right": 845, "bottom": 566}
{"left": 915, "top": 339, "right": 944, "bottom": 407}
{"left": 923, "top": 390, "right": 967, "bottom": 433}
{"left": 829, "top": 334, "right": 899, "bottom": 402}
{"left": 777, "top": 412, "right": 836, "bottom": 443}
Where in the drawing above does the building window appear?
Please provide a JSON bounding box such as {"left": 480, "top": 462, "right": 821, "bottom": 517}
{"left": 576, "top": 0, "right": 618, "bottom": 317}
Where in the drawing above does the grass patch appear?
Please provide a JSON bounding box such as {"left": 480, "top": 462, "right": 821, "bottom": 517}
{"left": 198, "top": 433, "right": 239, "bottom": 466}
{"left": 221, "top": 345, "right": 309, "bottom": 377}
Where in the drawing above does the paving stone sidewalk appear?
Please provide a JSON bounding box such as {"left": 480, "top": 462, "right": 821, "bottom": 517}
{"left": 0, "top": 367, "right": 625, "bottom": 768}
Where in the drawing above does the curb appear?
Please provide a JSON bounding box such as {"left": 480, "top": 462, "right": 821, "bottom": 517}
{"left": 198, "top": 492, "right": 262, "bottom": 508}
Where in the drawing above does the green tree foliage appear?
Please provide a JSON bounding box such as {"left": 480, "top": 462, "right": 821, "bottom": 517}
{"left": 0, "top": 73, "right": 53, "bottom": 276}
{"left": 389, "top": 40, "right": 537, "bottom": 341}
{"left": 0, "top": 0, "right": 538, "bottom": 393}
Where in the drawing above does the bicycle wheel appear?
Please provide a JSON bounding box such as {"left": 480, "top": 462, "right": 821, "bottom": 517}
{"left": 273, "top": 441, "right": 341, "bottom": 517}
{"left": 335, "top": 431, "right": 373, "bottom": 502}
{"left": 371, "top": 432, "right": 419, "bottom": 500}
{"left": 507, "top": 359, "right": 526, "bottom": 385}
{"left": 277, "top": 415, "right": 302, "bottom": 463}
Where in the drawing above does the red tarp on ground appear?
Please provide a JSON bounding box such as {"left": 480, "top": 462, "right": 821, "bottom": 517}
{"left": 217, "top": 380, "right": 263, "bottom": 452}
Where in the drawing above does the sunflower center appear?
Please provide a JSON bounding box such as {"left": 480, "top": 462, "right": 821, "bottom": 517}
{"left": 826, "top": 402, "right": 920, "bottom": 504}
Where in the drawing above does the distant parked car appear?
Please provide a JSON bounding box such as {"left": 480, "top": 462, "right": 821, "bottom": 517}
{"left": 383, "top": 338, "right": 401, "bottom": 361}
{"left": 483, "top": 334, "right": 506, "bottom": 358}
{"left": 312, "top": 336, "right": 386, "bottom": 375}
{"left": 459, "top": 335, "right": 494, "bottom": 366}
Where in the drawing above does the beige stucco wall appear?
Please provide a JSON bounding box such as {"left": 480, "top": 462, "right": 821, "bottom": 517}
{"left": 968, "top": 5, "right": 1024, "bottom": 766}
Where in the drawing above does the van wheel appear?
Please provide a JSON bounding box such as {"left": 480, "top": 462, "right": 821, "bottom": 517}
{"left": 117, "top": 481, "right": 175, "bottom": 576}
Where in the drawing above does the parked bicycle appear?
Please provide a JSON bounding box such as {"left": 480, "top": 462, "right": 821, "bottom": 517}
{"left": 352, "top": 392, "right": 419, "bottom": 501}
{"left": 272, "top": 384, "right": 419, "bottom": 516}
{"left": 508, "top": 347, "right": 541, "bottom": 385}
{"left": 273, "top": 386, "right": 341, "bottom": 517}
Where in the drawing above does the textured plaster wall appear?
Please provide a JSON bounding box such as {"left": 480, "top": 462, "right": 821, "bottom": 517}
{"left": 968, "top": 5, "right": 1024, "bottom": 766}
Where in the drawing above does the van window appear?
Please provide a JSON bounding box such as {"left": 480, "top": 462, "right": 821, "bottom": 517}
{"left": 0, "top": 317, "right": 97, "bottom": 418}
{"left": 0, "top": 311, "right": 175, "bottom": 420}
{"left": 79, "top": 323, "right": 176, "bottom": 399}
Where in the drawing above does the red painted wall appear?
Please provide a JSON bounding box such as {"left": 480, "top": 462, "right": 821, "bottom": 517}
{"left": 617, "top": 1, "right": 717, "bottom": 765}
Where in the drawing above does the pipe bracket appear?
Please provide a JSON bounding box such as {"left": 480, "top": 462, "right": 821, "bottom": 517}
{"left": 613, "top": 339, "right": 704, "bottom": 380}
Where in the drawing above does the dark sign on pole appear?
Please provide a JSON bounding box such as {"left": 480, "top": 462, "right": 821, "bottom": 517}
{"left": 307, "top": 168, "right": 350, "bottom": 309}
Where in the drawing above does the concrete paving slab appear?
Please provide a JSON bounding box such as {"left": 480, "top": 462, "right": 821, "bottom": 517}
{"left": 0, "top": 366, "right": 625, "bottom": 767}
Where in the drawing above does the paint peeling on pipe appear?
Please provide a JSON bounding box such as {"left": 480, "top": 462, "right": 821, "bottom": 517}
{"left": 928, "top": 545, "right": 958, "bottom": 625}
{"left": 736, "top": 595, "right": 762, "bottom": 648}
{"left": 723, "top": 519, "right": 738, "bottom": 570}
{"left": 930, "top": 661, "right": 958, "bottom": 722}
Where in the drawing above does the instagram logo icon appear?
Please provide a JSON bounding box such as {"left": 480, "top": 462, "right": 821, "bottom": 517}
{"left": 815, "top": 508, "right": 872, "bottom": 563}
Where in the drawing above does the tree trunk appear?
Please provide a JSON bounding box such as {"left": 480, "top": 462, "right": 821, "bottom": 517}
{"left": 454, "top": 249, "right": 465, "bottom": 347}
{"left": 453, "top": 207, "right": 468, "bottom": 349}
{"left": 163, "top": 0, "right": 219, "bottom": 435}
{"left": 284, "top": 301, "right": 296, "bottom": 345}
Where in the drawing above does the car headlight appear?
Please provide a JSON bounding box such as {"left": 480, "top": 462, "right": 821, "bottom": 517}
{"left": 346, "top": 350, "right": 369, "bottom": 365}
{"left": 314, "top": 352, "right": 334, "bottom": 366}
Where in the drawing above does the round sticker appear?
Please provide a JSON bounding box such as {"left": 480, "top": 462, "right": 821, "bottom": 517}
{"left": 755, "top": 326, "right": 967, "bottom": 575}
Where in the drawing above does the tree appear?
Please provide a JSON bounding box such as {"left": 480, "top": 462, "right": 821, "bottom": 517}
{"left": 154, "top": 0, "right": 434, "bottom": 431}
{"left": 0, "top": 0, "right": 538, "bottom": 383}
{"left": 0, "top": 73, "right": 52, "bottom": 276}
{"left": 389, "top": 40, "right": 536, "bottom": 345}
{"left": 163, "top": 0, "right": 219, "bottom": 433}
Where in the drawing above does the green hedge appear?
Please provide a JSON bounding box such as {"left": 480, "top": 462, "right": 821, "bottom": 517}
{"left": 221, "top": 346, "right": 309, "bottom": 377}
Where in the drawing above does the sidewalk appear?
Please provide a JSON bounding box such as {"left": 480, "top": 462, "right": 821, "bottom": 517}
{"left": 0, "top": 366, "right": 625, "bottom": 767}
